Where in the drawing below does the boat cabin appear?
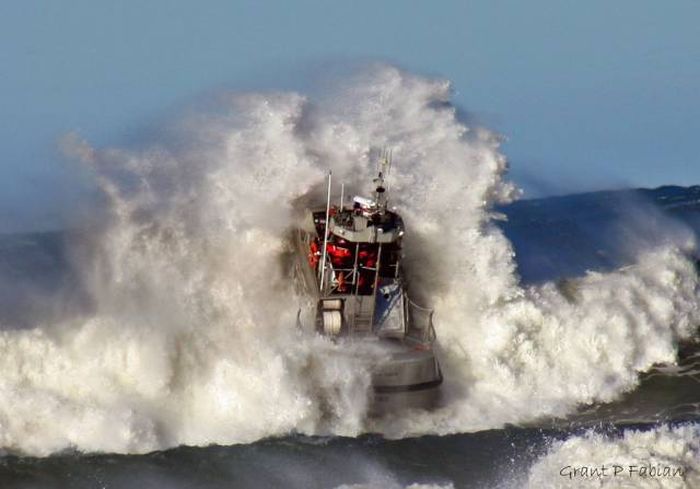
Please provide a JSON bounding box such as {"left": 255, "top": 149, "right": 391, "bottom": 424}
{"left": 308, "top": 201, "right": 403, "bottom": 297}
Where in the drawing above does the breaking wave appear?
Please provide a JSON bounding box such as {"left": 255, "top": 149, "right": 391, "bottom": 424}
{"left": 526, "top": 423, "right": 700, "bottom": 488}
{"left": 0, "top": 64, "right": 697, "bottom": 455}
{"left": 336, "top": 483, "right": 454, "bottom": 489}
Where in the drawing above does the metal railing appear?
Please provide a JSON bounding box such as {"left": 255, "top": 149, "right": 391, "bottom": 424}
{"left": 404, "top": 296, "right": 436, "bottom": 344}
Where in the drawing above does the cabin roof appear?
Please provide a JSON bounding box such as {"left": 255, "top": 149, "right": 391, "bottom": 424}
{"left": 307, "top": 208, "right": 404, "bottom": 244}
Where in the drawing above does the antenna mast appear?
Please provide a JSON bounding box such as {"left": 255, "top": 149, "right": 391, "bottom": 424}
{"left": 319, "top": 171, "right": 332, "bottom": 293}
{"left": 374, "top": 148, "right": 392, "bottom": 211}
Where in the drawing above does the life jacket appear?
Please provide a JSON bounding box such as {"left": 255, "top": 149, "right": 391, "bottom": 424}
{"left": 359, "top": 249, "right": 377, "bottom": 268}
{"left": 308, "top": 240, "right": 320, "bottom": 268}
{"left": 327, "top": 243, "right": 352, "bottom": 267}
{"left": 327, "top": 243, "right": 351, "bottom": 257}
{"left": 336, "top": 272, "right": 347, "bottom": 292}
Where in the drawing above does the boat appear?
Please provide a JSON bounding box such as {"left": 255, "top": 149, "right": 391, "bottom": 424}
{"left": 292, "top": 152, "right": 443, "bottom": 413}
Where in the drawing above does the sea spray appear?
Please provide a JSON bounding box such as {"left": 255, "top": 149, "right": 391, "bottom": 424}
{"left": 526, "top": 423, "right": 700, "bottom": 488}
{"left": 0, "top": 65, "right": 696, "bottom": 455}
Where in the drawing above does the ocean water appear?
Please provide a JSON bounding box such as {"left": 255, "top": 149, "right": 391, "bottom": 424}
{"left": 0, "top": 65, "right": 698, "bottom": 488}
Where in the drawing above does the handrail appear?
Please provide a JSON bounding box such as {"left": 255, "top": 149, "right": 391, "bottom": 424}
{"left": 405, "top": 296, "right": 434, "bottom": 312}
{"left": 404, "top": 295, "right": 436, "bottom": 344}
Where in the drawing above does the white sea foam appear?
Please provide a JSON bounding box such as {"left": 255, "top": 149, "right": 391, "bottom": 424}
{"left": 0, "top": 65, "right": 697, "bottom": 455}
{"left": 336, "top": 483, "right": 454, "bottom": 489}
{"left": 525, "top": 423, "right": 700, "bottom": 488}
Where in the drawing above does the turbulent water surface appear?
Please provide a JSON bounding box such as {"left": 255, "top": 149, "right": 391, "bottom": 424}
{"left": 0, "top": 66, "right": 699, "bottom": 488}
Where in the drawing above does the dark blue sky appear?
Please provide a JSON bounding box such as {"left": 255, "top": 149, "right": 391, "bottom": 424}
{"left": 2, "top": 0, "right": 699, "bottom": 231}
